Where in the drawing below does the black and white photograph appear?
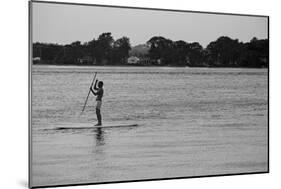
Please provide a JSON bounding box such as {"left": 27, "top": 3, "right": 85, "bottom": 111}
{"left": 29, "top": 1, "right": 269, "bottom": 188}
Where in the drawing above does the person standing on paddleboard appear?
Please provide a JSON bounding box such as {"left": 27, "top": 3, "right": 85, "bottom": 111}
{"left": 90, "top": 79, "right": 104, "bottom": 126}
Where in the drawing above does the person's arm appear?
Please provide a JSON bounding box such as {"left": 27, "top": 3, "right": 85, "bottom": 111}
{"left": 90, "top": 86, "right": 97, "bottom": 96}
{"left": 94, "top": 79, "right": 99, "bottom": 90}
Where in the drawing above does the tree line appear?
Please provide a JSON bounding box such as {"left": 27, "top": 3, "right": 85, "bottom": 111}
{"left": 33, "top": 33, "right": 131, "bottom": 65}
{"left": 33, "top": 32, "right": 268, "bottom": 68}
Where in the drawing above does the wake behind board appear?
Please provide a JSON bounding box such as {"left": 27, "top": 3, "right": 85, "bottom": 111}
{"left": 55, "top": 123, "right": 138, "bottom": 130}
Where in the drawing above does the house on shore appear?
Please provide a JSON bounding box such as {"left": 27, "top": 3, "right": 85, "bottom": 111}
{"left": 33, "top": 57, "right": 41, "bottom": 64}
{"left": 127, "top": 56, "right": 140, "bottom": 64}
{"left": 127, "top": 56, "right": 154, "bottom": 66}
{"left": 139, "top": 57, "right": 151, "bottom": 65}
{"left": 78, "top": 56, "right": 94, "bottom": 64}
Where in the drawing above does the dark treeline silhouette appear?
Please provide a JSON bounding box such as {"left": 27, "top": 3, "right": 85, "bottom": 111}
{"left": 33, "top": 32, "right": 268, "bottom": 68}
{"left": 33, "top": 32, "right": 131, "bottom": 65}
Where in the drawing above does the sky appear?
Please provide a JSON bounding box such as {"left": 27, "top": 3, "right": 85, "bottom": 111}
{"left": 32, "top": 2, "right": 268, "bottom": 48}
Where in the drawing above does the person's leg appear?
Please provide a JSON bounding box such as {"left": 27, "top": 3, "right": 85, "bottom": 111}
{"left": 95, "top": 101, "right": 102, "bottom": 126}
{"left": 96, "top": 108, "right": 102, "bottom": 125}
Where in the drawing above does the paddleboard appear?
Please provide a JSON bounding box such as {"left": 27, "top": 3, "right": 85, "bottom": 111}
{"left": 55, "top": 124, "right": 138, "bottom": 130}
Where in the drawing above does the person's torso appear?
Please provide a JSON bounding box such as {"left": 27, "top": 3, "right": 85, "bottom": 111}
{"left": 96, "top": 88, "right": 104, "bottom": 101}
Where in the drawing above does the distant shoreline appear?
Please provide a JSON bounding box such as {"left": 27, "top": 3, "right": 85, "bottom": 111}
{"left": 31, "top": 63, "right": 268, "bottom": 69}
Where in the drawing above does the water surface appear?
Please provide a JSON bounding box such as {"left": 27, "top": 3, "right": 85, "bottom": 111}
{"left": 31, "top": 65, "right": 268, "bottom": 186}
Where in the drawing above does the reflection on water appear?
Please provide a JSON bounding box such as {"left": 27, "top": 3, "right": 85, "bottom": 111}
{"left": 31, "top": 66, "right": 268, "bottom": 187}
{"left": 95, "top": 128, "right": 105, "bottom": 146}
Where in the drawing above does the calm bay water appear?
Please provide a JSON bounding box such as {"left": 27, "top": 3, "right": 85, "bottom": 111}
{"left": 31, "top": 65, "right": 268, "bottom": 187}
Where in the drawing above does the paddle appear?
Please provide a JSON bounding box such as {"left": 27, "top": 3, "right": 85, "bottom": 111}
{"left": 81, "top": 72, "right": 97, "bottom": 113}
